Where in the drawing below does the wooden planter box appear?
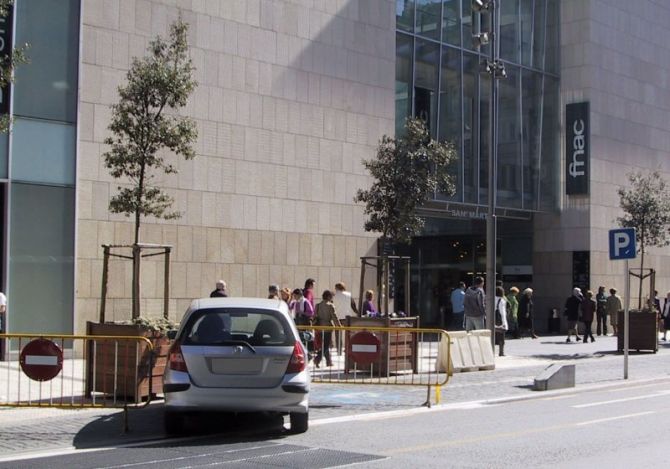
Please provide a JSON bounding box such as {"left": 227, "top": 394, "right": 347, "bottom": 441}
{"left": 617, "top": 310, "right": 658, "bottom": 353}
{"left": 344, "top": 316, "right": 419, "bottom": 376}
{"left": 85, "top": 322, "right": 171, "bottom": 402}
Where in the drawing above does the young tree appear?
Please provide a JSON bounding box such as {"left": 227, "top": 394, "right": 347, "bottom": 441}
{"left": 355, "top": 117, "right": 457, "bottom": 251}
{"left": 617, "top": 170, "right": 670, "bottom": 309}
{"left": 103, "top": 19, "right": 197, "bottom": 318}
{"left": 0, "top": 0, "right": 29, "bottom": 132}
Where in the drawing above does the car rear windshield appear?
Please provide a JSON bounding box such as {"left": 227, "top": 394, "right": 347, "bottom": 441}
{"left": 181, "top": 308, "right": 294, "bottom": 346}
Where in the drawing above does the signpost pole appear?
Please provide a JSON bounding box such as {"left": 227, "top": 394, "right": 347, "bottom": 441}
{"left": 608, "top": 227, "right": 635, "bottom": 381}
{"left": 624, "top": 259, "right": 630, "bottom": 379}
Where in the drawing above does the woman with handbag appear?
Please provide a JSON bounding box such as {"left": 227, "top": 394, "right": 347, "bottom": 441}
{"left": 495, "top": 286, "right": 509, "bottom": 356}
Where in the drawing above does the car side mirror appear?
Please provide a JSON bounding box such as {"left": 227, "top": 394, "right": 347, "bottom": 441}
{"left": 167, "top": 329, "right": 177, "bottom": 340}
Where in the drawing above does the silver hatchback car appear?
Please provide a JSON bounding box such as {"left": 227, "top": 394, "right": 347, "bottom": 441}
{"left": 163, "top": 297, "right": 310, "bottom": 434}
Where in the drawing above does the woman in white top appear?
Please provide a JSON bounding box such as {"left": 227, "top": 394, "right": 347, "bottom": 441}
{"left": 495, "top": 286, "right": 509, "bottom": 357}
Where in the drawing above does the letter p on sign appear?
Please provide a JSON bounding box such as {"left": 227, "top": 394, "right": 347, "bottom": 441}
{"left": 609, "top": 228, "right": 636, "bottom": 260}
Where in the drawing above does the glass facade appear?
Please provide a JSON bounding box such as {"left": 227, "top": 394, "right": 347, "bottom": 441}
{"left": 5, "top": 0, "right": 80, "bottom": 334}
{"left": 395, "top": 0, "right": 560, "bottom": 326}
{"left": 395, "top": 0, "right": 560, "bottom": 211}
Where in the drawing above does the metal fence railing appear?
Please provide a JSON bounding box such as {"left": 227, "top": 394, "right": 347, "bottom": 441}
{"left": 297, "top": 325, "right": 451, "bottom": 406}
{"left": 0, "top": 333, "right": 156, "bottom": 429}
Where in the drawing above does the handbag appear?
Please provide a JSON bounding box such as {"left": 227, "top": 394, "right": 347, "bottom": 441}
{"left": 495, "top": 299, "right": 503, "bottom": 327}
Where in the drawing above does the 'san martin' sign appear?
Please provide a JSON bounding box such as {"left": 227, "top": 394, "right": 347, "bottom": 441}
{"left": 566, "top": 102, "right": 589, "bottom": 195}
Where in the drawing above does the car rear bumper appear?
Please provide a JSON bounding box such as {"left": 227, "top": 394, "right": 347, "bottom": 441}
{"left": 164, "top": 369, "right": 309, "bottom": 414}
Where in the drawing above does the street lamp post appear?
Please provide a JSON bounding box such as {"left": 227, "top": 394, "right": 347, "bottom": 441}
{"left": 472, "top": 0, "right": 506, "bottom": 350}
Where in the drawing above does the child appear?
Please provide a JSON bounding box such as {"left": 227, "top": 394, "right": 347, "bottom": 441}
{"left": 314, "top": 290, "right": 340, "bottom": 367}
{"left": 363, "top": 290, "right": 378, "bottom": 317}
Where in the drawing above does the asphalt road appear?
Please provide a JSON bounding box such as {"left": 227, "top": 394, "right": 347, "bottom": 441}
{"left": 4, "top": 377, "right": 669, "bottom": 468}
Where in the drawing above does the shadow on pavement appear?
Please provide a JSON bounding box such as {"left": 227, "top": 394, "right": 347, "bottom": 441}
{"left": 72, "top": 403, "right": 289, "bottom": 450}
{"left": 524, "top": 351, "right": 613, "bottom": 361}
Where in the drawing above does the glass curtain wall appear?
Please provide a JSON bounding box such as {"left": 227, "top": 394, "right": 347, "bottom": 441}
{"left": 395, "top": 0, "right": 560, "bottom": 212}
{"left": 7, "top": 0, "right": 80, "bottom": 334}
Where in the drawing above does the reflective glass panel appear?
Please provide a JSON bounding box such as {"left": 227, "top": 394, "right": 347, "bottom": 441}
{"left": 522, "top": 70, "right": 543, "bottom": 208}
{"left": 462, "top": 53, "right": 478, "bottom": 203}
{"left": 416, "top": 0, "right": 442, "bottom": 40}
{"left": 540, "top": 76, "right": 559, "bottom": 211}
{"left": 396, "top": 33, "right": 414, "bottom": 136}
{"left": 414, "top": 39, "right": 440, "bottom": 137}
{"left": 532, "top": 0, "right": 547, "bottom": 69}
{"left": 461, "top": 0, "right": 475, "bottom": 52}
{"left": 497, "top": 66, "right": 522, "bottom": 209}
{"left": 0, "top": 132, "right": 7, "bottom": 178}
{"left": 545, "top": 0, "right": 559, "bottom": 73}
{"left": 479, "top": 70, "right": 490, "bottom": 205}
{"left": 14, "top": 0, "right": 80, "bottom": 123}
{"left": 500, "top": 0, "right": 520, "bottom": 63}
{"left": 11, "top": 118, "right": 76, "bottom": 185}
{"left": 442, "top": 0, "right": 460, "bottom": 46}
{"left": 437, "top": 46, "right": 461, "bottom": 201}
{"left": 8, "top": 183, "right": 74, "bottom": 334}
{"left": 397, "top": 0, "right": 415, "bottom": 32}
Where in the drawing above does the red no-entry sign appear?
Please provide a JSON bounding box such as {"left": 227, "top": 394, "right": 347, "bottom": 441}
{"left": 348, "top": 331, "right": 381, "bottom": 366}
{"left": 19, "top": 338, "right": 63, "bottom": 381}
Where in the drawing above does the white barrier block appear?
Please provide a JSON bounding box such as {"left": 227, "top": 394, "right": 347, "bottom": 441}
{"left": 473, "top": 330, "right": 496, "bottom": 370}
{"left": 436, "top": 329, "right": 496, "bottom": 373}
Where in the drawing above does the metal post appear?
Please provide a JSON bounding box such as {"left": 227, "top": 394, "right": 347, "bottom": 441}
{"left": 163, "top": 247, "right": 171, "bottom": 320}
{"left": 624, "top": 259, "right": 630, "bottom": 379}
{"left": 405, "top": 258, "right": 411, "bottom": 316}
{"left": 100, "top": 245, "right": 110, "bottom": 323}
{"left": 358, "top": 259, "right": 366, "bottom": 315}
{"left": 485, "top": 1, "right": 500, "bottom": 350}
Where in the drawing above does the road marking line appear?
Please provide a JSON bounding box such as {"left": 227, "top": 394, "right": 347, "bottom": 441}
{"left": 99, "top": 443, "right": 290, "bottom": 469}
{"left": 576, "top": 411, "right": 654, "bottom": 426}
{"left": 572, "top": 390, "right": 670, "bottom": 408}
{"left": 387, "top": 410, "right": 663, "bottom": 455}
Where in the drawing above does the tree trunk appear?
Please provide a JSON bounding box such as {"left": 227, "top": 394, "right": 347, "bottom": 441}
{"left": 132, "top": 244, "right": 141, "bottom": 319}
{"left": 637, "top": 233, "right": 645, "bottom": 311}
{"left": 132, "top": 161, "right": 146, "bottom": 319}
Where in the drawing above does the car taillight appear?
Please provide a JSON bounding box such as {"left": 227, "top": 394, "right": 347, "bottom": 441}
{"left": 168, "top": 342, "right": 188, "bottom": 373}
{"left": 286, "top": 340, "right": 306, "bottom": 374}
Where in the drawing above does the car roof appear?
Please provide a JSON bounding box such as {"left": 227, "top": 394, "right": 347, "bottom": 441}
{"left": 189, "top": 297, "right": 288, "bottom": 312}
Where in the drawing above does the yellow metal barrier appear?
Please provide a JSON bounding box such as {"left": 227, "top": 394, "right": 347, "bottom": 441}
{"left": 0, "top": 333, "right": 155, "bottom": 411}
{"left": 297, "top": 325, "right": 451, "bottom": 406}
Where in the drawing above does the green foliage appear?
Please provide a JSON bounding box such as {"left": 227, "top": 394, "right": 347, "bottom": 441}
{"left": 618, "top": 170, "right": 670, "bottom": 308}
{"left": 0, "top": 0, "right": 29, "bottom": 133}
{"left": 354, "top": 118, "right": 457, "bottom": 245}
{"left": 103, "top": 19, "right": 197, "bottom": 243}
{"left": 122, "top": 316, "right": 178, "bottom": 335}
{"left": 617, "top": 170, "right": 670, "bottom": 253}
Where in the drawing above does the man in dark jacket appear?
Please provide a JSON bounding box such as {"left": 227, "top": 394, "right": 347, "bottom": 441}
{"left": 564, "top": 287, "right": 583, "bottom": 343}
{"left": 210, "top": 280, "right": 228, "bottom": 298}
{"left": 463, "top": 277, "right": 486, "bottom": 331}
{"left": 595, "top": 286, "right": 608, "bottom": 336}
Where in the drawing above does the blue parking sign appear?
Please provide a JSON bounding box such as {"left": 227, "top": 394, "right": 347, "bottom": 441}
{"left": 609, "top": 228, "right": 636, "bottom": 260}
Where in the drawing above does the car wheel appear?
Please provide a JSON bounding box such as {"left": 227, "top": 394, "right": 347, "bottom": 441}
{"left": 290, "top": 411, "right": 308, "bottom": 433}
{"left": 164, "top": 411, "right": 184, "bottom": 435}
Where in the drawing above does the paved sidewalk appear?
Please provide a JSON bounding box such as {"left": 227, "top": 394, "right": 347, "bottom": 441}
{"left": 1, "top": 334, "right": 669, "bottom": 460}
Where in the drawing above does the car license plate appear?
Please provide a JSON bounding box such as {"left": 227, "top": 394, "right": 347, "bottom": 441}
{"left": 209, "top": 358, "right": 263, "bottom": 375}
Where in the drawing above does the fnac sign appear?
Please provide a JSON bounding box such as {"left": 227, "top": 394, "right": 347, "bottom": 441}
{"left": 566, "top": 102, "right": 589, "bottom": 195}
